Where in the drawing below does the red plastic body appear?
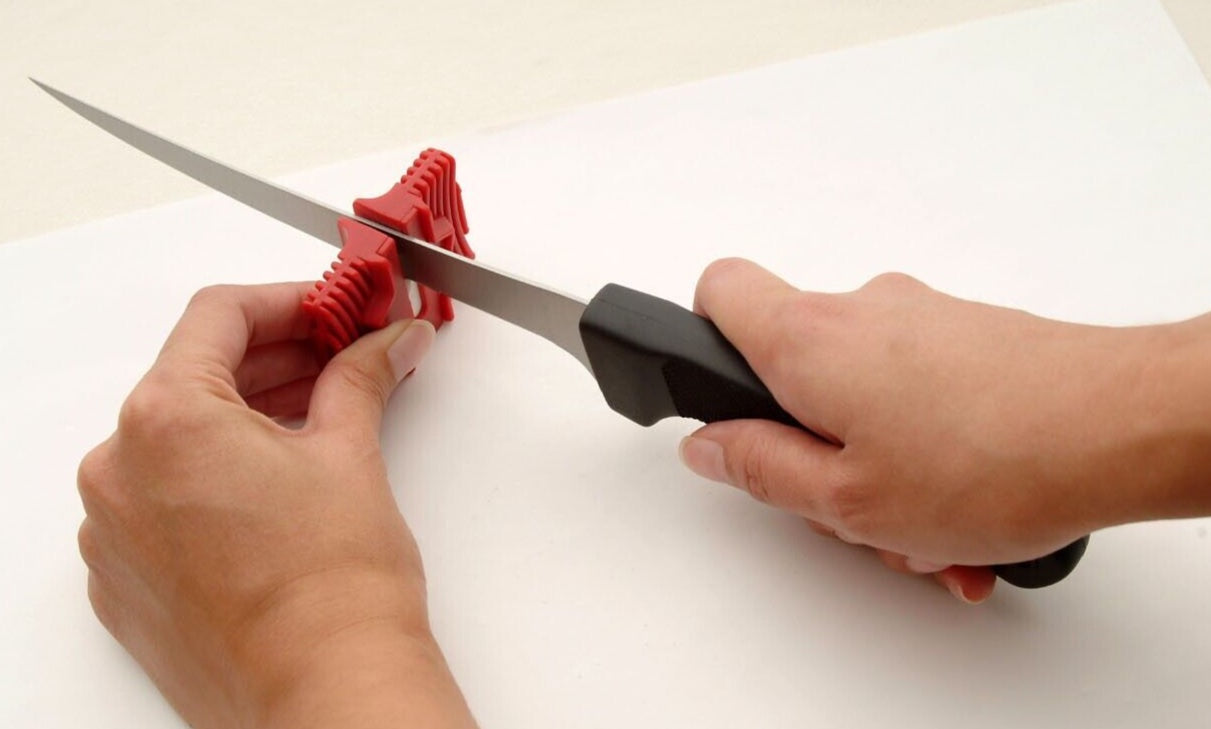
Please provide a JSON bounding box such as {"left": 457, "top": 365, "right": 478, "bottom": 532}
{"left": 302, "top": 148, "right": 475, "bottom": 358}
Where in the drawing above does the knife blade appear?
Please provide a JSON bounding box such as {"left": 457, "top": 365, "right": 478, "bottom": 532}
{"left": 33, "top": 79, "right": 1088, "bottom": 589}
{"left": 30, "top": 79, "right": 594, "bottom": 371}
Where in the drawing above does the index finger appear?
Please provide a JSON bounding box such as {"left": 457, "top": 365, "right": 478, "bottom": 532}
{"left": 157, "top": 282, "right": 315, "bottom": 378}
{"left": 693, "top": 258, "right": 802, "bottom": 379}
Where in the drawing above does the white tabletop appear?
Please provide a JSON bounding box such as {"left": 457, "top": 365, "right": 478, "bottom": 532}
{"left": 3, "top": 0, "right": 1211, "bottom": 726}
{"left": 3, "top": 0, "right": 1210, "bottom": 244}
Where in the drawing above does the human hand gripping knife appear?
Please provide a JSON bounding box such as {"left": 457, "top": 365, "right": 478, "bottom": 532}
{"left": 34, "top": 80, "right": 1088, "bottom": 589}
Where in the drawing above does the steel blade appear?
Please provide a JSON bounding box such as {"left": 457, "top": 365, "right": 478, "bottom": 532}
{"left": 32, "top": 79, "right": 592, "bottom": 370}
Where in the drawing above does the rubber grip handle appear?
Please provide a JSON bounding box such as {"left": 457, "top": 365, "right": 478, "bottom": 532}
{"left": 579, "top": 283, "right": 1086, "bottom": 589}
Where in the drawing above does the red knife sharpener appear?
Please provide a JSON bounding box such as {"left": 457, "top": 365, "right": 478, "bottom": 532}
{"left": 302, "top": 149, "right": 476, "bottom": 359}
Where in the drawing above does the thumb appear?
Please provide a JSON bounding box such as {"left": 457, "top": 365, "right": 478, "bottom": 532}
{"left": 679, "top": 419, "right": 843, "bottom": 521}
{"left": 308, "top": 319, "right": 436, "bottom": 437}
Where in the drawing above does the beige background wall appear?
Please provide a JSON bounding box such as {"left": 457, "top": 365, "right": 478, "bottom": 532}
{"left": 4, "top": 0, "right": 1209, "bottom": 244}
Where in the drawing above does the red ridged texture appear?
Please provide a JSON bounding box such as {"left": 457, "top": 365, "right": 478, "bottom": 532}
{"left": 353, "top": 148, "right": 476, "bottom": 327}
{"left": 302, "top": 218, "right": 414, "bottom": 360}
{"left": 302, "top": 148, "right": 475, "bottom": 359}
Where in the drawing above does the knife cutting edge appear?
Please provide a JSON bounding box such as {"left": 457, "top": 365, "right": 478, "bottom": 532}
{"left": 32, "top": 78, "right": 1089, "bottom": 589}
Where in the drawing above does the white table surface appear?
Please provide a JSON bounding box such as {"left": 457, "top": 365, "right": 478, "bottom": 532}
{"left": 3, "top": 0, "right": 1210, "bottom": 245}
{"left": 3, "top": 0, "right": 1211, "bottom": 727}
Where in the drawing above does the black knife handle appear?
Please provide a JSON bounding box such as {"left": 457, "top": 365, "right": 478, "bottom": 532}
{"left": 579, "top": 283, "right": 1087, "bottom": 589}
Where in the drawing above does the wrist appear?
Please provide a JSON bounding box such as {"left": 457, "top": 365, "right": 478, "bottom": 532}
{"left": 228, "top": 566, "right": 473, "bottom": 728}
{"left": 1104, "top": 316, "right": 1211, "bottom": 524}
{"left": 1147, "top": 315, "right": 1211, "bottom": 516}
{"left": 258, "top": 619, "right": 475, "bottom": 729}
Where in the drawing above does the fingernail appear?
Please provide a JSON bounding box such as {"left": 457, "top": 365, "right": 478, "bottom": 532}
{"left": 678, "top": 436, "right": 728, "bottom": 484}
{"left": 943, "top": 574, "right": 979, "bottom": 604}
{"left": 906, "top": 557, "right": 949, "bottom": 574}
{"left": 387, "top": 320, "right": 436, "bottom": 383}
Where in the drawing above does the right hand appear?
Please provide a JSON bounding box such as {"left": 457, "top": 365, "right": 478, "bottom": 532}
{"left": 679, "top": 259, "right": 1211, "bottom": 603}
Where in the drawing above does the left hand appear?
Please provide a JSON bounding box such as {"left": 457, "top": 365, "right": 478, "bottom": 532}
{"left": 76, "top": 283, "right": 475, "bottom": 729}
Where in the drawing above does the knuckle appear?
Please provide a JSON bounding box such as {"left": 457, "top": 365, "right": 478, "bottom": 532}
{"left": 76, "top": 445, "right": 107, "bottom": 496}
{"left": 77, "top": 444, "right": 119, "bottom": 513}
{"left": 117, "top": 383, "right": 160, "bottom": 434}
{"left": 77, "top": 520, "right": 104, "bottom": 571}
{"left": 820, "top": 467, "right": 876, "bottom": 537}
{"left": 701, "top": 257, "right": 752, "bottom": 285}
{"left": 86, "top": 572, "right": 122, "bottom": 639}
{"left": 863, "top": 271, "right": 925, "bottom": 293}
{"left": 696, "top": 257, "right": 754, "bottom": 303}
{"left": 117, "top": 378, "right": 186, "bottom": 440}
{"left": 734, "top": 437, "right": 782, "bottom": 506}
{"left": 336, "top": 363, "right": 389, "bottom": 409}
{"left": 759, "top": 292, "right": 842, "bottom": 376}
{"left": 187, "top": 283, "right": 237, "bottom": 309}
{"left": 740, "top": 459, "right": 772, "bottom": 505}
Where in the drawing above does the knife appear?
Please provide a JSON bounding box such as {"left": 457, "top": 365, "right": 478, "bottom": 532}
{"left": 33, "top": 79, "right": 1088, "bottom": 589}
